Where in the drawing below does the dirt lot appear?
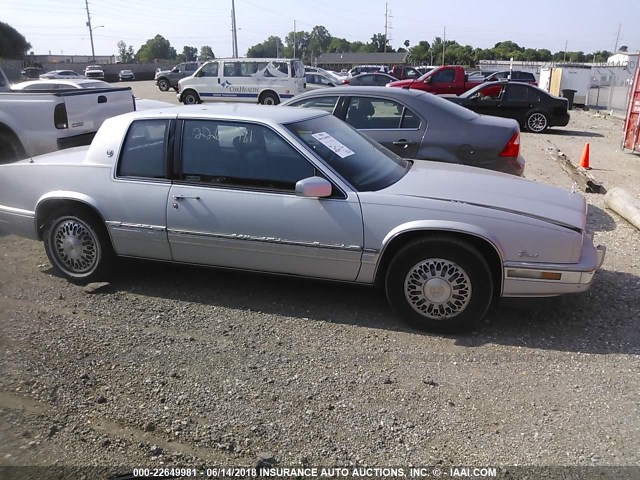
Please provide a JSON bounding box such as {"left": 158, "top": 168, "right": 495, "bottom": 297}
{"left": 1, "top": 85, "right": 639, "bottom": 477}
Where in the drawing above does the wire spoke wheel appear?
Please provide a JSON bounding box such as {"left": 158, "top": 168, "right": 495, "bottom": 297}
{"left": 50, "top": 217, "right": 100, "bottom": 275}
{"left": 527, "top": 112, "right": 548, "bottom": 132}
{"left": 404, "top": 258, "right": 472, "bottom": 320}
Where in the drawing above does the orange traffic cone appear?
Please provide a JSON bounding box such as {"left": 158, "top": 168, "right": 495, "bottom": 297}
{"left": 579, "top": 143, "right": 591, "bottom": 170}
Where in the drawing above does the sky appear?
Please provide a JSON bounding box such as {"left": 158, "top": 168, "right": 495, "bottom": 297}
{"left": 2, "top": 0, "right": 639, "bottom": 59}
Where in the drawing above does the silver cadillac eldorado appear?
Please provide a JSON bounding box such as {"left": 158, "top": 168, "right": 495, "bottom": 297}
{"left": 0, "top": 105, "right": 605, "bottom": 332}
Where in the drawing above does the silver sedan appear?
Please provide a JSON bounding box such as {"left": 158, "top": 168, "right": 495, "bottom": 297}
{"left": 0, "top": 105, "right": 604, "bottom": 332}
{"left": 282, "top": 86, "right": 525, "bottom": 176}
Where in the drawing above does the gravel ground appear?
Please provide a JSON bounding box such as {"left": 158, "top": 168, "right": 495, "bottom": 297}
{"left": 1, "top": 86, "right": 639, "bottom": 477}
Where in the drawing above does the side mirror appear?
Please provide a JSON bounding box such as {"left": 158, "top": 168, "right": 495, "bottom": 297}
{"left": 295, "top": 176, "right": 332, "bottom": 198}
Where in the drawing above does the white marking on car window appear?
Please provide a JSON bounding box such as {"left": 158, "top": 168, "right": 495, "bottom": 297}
{"left": 311, "top": 132, "right": 355, "bottom": 158}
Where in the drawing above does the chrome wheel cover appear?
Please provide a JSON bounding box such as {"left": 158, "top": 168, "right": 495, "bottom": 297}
{"left": 404, "top": 258, "right": 472, "bottom": 319}
{"left": 51, "top": 218, "right": 99, "bottom": 274}
{"left": 262, "top": 97, "right": 276, "bottom": 105}
{"left": 185, "top": 94, "right": 197, "bottom": 105}
{"left": 527, "top": 113, "right": 547, "bottom": 132}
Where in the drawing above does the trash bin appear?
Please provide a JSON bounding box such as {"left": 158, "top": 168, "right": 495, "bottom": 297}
{"left": 562, "top": 89, "right": 577, "bottom": 110}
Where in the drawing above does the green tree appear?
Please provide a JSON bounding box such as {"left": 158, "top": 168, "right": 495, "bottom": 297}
{"left": 198, "top": 45, "right": 215, "bottom": 61}
{"left": 370, "top": 33, "right": 391, "bottom": 52}
{"left": 182, "top": 46, "right": 197, "bottom": 61}
{"left": 247, "top": 36, "right": 283, "bottom": 58}
{"left": 135, "top": 35, "right": 177, "bottom": 62}
{"left": 283, "top": 30, "right": 310, "bottom": 61}
{"left": 409, "top": 40, "right": 431, "bottom": 64}
{"left": 117, "top": 40, "right": 135, "bottom": 63}
{"left": 493, "top": 40, "right": 524, "bottom": 60}
{"left": 0, "top": 21, "right": 31, "bottom": 59}
{"left": 308, "top": 25, "right": 332, "bottom": 59}
{"left": 327, "top": 37, "right": 350, "bottom": 53}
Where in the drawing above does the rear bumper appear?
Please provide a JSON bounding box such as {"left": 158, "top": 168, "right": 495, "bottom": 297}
{"left": 552, "top": 112, "right": 571, "bottom": 127}
{"left": 502, "top": 234, "right": 605, "bottom": 297}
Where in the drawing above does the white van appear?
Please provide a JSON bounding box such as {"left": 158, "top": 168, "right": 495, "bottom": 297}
{"left": 177, "top": 58, "right": 305, "bottom": 105}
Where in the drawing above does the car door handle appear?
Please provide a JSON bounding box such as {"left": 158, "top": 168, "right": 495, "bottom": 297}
{"left": 98, "top": 95, "right": 107, "bottom": 103}
{"left": 392, "top": 140, "right": 415, "bottom": 148}
{"left": 173, "top": 195, "right": 200, "bottom": 200}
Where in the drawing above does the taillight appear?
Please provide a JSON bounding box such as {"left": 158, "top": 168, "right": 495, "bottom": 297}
{"left": 54, "top": 103, "right": 68, "bottom": 129}
{"left": 500, "top": 131, "right": 520, "bottom": 157}
{"left": 132, "top": 94, "right": 137, "bottom": 111}
{"left": 342, "top": 78, "right": 351, "bottom": 84}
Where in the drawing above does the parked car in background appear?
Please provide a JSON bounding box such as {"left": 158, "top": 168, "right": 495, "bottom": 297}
{"left": 0, "top": 66, "right": 135, "bottom": 164}
{"left": 84, "top": 65, "right": 105, "bottom": 80}
{"left": 20, "top": 67, "right": 45, "bottom": 80}
{"left": 387, "top": 65, "right": 484, "bottom": 95}
{"left": 0, "top": 105, "right": 605, "bottom": 332}
{"left": 155, "top": 61, "right": 200, "bottom": 91}
{"left": 389, "top": 65, "right": 421, "bottom": 80}
{"left": 444, "top": 81, "right": 570, "bottom": 133}
{"left": 415, "top": 65, "right": 437, "bottom": 75}
{"left": 282, "top": 86, "right": 525, "bottom": 176}
{"left": 118, "top": 69, "right": 135, "bottom": 81}
{"left": 11, "top": 79, "right": 112, "bottom": 90}
{"left": 39, "top": 70, "right": 84, "bottom": 79}
{"left": 305, "top": 71, "right": 339, "bottom": 90}
{"left": 484, "top": 70, "right": 537, "bottom": 85}
{"left": 348, "top": 65, "right": 390, "bottom": 76}
{"left": 342, "top": 72, "right": 398, "bottom": 86}
{"left": 177, "top": 58, "right": 305, "bottom": 105}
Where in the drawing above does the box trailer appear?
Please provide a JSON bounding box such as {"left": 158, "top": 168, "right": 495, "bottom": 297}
{"left": 623, "top": 60, "right": 640, "bottom": 153}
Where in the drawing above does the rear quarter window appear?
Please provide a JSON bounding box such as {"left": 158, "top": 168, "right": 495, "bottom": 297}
{"left": 117, "top": 120, "right": 170, "bottom": 179}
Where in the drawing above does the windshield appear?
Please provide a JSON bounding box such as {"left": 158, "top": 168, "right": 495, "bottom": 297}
{"left": 285, "top": 114, "right": 409, "bottom": 191}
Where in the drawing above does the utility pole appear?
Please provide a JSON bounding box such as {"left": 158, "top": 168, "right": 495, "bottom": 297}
{"left": 442, "top": 26, "right": 446, "bottom": 65}
{"left": 563, "top": 40, "right": 567, "bottom": 62}
{"left": 231, "top": 0, "right": 239, "bottom": 57}
{"left": 384, "top": 2, "right": 388, "bottom": 53}
{"left": 84, "top": 0, "right": 96, "bottom": 61}
{"left": 293, "top": 20, "right": 297, "bottom": 58}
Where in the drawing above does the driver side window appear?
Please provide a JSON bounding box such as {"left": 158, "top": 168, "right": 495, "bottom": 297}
{"left": 432, "top": 69, "right": 456, "bottom": 83}
{"left": 180, "top": 120, "right": 316, "bottom": 192}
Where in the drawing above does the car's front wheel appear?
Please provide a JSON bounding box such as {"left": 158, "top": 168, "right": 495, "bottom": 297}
{"left": 385, "top": 237, "right": 493, "bottom": 332}
{"left": 157, "top": 79, "right": 170, "bottom": 92}
{"left": 43, "top": 209, "right": 114, "bottom": 284}
{"left": 526, "top": 111, "right": 548, "bottom": 133}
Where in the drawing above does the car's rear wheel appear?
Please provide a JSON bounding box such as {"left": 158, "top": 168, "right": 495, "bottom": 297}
{"left": 157, "top": 79, "right": 170, "bottom": 92}
{"left": 43, "top": 209, "right": 114, "bottom": 284}
{"left": 182, "top": 90, "right": 200, "bottom": 105}
{"left": 259, "top": 92, "right": 280, "bottom": 105}
{"left": 526, "top": 112, "right": 548, "bottom": 133}
{"left": 385, "top": 237, "right": 493, "bottom": 332}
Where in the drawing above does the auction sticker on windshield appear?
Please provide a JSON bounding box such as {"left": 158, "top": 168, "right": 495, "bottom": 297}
{"left": 312, "top": 132, "right": 355, "bottom": 158}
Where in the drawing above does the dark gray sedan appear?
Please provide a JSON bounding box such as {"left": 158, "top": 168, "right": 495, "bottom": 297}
{"left": 282, "top": 86, "right": 525, "bottom": 176}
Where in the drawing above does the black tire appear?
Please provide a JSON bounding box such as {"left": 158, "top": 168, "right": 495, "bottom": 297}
{"left": 385, "top": 237, "right": 493, "bottom": 333}
{"left": 525, "top": 111, "right": 548, "bottom": 133}
{"left": 43, "top": 208, "right": 115, "bottom": 284}
{"left": 259, "top": 92, "right": 280, "bottom": 105}
{"left": 157, "top": 79, "right": 170, "bottom": 92}
{"left": 182, "top": 90, "right": 200, "bottom": 105}
{"left": 0, "top": 131, "right": 26, "bottom": 165}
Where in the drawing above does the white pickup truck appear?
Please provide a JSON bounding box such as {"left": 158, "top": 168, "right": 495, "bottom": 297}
{"left": 0, "top": 67, "right": 136, "bottom": 164}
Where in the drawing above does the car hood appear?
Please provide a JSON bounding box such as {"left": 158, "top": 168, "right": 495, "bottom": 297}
{"left": 386, "top": 79, "right": 417, "bottom": 88}
{"left": 378, "top": 160, "right": 586, "bottom": 230}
